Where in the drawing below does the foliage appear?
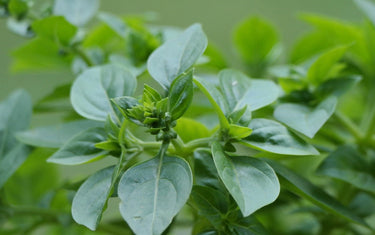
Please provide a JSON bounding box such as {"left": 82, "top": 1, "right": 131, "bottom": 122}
{"left": 1, "top": 0, "right": 375, "bottom": 234}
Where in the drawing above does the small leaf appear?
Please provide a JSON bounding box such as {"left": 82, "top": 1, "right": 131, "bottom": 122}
{"left": 147, "top": 23, "right": 208, "bottom": 88}
{"left": 211, "top": 142, "right": 280, "bottom": 216}
{"left": 354, "top": 0, "right": 375, "bottom": 27}
{"left": 317, "top": 145, "right": 375, "bottom": 193}
{"left": 47, "top": 127, "right": 107, "bottom": 165}
{"left": 307, "top": 46, "right": 348, "bottom": 85}
{"left": 174, "top": 118, "right": 210, "bottom": 143}
{"left": 118, "top": 155, "right": 193, "bottom": 235}
{"left": 8, "top": 0, "right": 28, "bottom": 19}
{"left": 16, "top": 120, "right": 102, "bottom": 148}
{"left": 266, "top": 159, "right": 370, "bottom": 227}
{"left": 228, "top": 124, "right": 252, "bottom": 139}
{"left": 274, "top": 96, "right": 337, "bottom": 138}
{"left": 71, "top": 64, "right": 137, "bottom": 121}
{"left": 53, "top": 0, "right": 100, "bottom": 27}
{"left": 98, "top": 12, "right": 128, "bottom": 38}
{"left": 168, "top": 70, "right": 194, "bottom": 120}
{"left": 241, "top": 119, "right": 319, "bottom": 155}
{"left": 72, "top": 166, "right": 114, "bottom": 230}
{"left": 31, "top": 16, "right": 77, "bottom": 46}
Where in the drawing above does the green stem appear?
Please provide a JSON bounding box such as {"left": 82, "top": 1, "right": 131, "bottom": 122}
{"left": 334, "top": 111, "right": 363, "bottom": 141}
{"left": 71, "top": 46, "right": 94, "bottom": 67}
{"left": 185, "top": 137, "right": 213, "bottom": 150}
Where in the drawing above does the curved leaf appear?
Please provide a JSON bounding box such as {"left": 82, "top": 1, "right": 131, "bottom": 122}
{"left": 72, "top": 166, "right": 114, "bottom": 230}
{"left": 147, "top": 23, "right": 208, "bottom": 88}
{"left": 53, "top": 0, "right": 100, "bottom": 27}
{"left": 71, "top": 64, "right": 137, "bottom": 121}
{"left": 211, "top": 142, "right": 280, "bottom": 216}
{"left": 241, "top": 119, "right": 319, "bottom": 155}
{"left": 118, "top": 155, "right": 192, "bottom": 235}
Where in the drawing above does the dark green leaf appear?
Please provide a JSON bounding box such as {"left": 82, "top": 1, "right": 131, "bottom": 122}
{"left": 47, "top": 127, "right": 107, "bottom": 165}
{"left": 211, "top": 142, "right": 280, "bottom": 216}
{"left": 194, "top": 150, "right": 224, "bottom": 191}
{"left": 315, "top": 75, "right": 361, "bottom": 98}
{"left": 71, "top": 64, "right": 137, "bottom": 121}
{"left": 16, "top": 120, "right": 102, "bottom": 148}
{"left": 53, "top": 0, "right": 100, "bottom": 27}
{"left": 147, "top": 23, "right": 208, "bottom": 88}
{"left": 227, "top": 213, "right": 269, "bottom": 235}
{"left": 241, "top": 119, "right": 319, "bottom": 155}
{"left": 274, "top": 96, "right": 337, "bottom": 138}
{"left": 317, "top": 145, "right": 375, "bottom": 193}
{"left": 72, "top": 166, "right": 114, "bottom": 230}
{"left": 118, "top": 155, "right": 192, "bottom": 235}
{"left": 168, "top": 70, "right": 194, "bottom": 120}
{"left": 8, "top": 0, "right": 27, "bottom": 19}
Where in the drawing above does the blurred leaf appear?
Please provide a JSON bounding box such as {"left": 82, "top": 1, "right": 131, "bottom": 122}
{"left": 53, "top": 0, "right": 100, "bottom": 27}
{"left": 212, "top": 142, "right": 280, "bottom": 216}
{"left": 350, "top": 192, "right": 375, "bottom": 217}
{"left": 16, "top": 120, "right": 102, "bottom": 148}
{"left": 6, "top": 18, "right": 33, "bottom": 37}
{"left": 47, "top": 127, "right": 107, "bottom": 165}
{"left": 266, "top": 159, "right": 370, "bottom": 227}
{"left": 202, "top": 43, "right": 227, "bottom": 70}
{"left": 83, "top": 24, "right": 125, "bottom": 53}
{"left": 317, "top": 145, "right": 375, "bottom": 193}
{"left": 241, "top": 118, "right": 319, "bottom": 155}
{"left": 118, "top": 155, "right": 192, "bottom": 235}
{"left": 8, "top": 0, "right": 27, "bottom": 19}
{"left": 147, "top": 23, "right": 208, "bottom": 89}
{"left": 98, "top": 12, "right": 128, "bottom": 38}
{"left": 274, "top": 96, "right": 337, "bottom": 138}
{"left": 354, "top": 0, "right": 375, "bottom": 27}
{"left": 32, "top": 16, "right": 77, "bottom": 46}
{"left": 72, "top": 165, "right": 114, "bottom": 230}
{"left": 234, "top": 16, "right": 279, "bottom": 76}
{"left": 227, "top": 213, "right": 269, "bottom": 235}
{"left": 70, "top": 64, "right": 137, "bottom": 121}
{"left": 174, "top": 118, "right": 210, "bottom": 143}
{"left": 315, "top": 75, "right": 361, "bottom": 98}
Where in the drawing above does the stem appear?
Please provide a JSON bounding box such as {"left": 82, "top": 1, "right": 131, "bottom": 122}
{"left": 71, "top": 46, "right": 94, "bottom": 67}
{"left": 185, "top": 137, "right": 213, "bottom": 150}
{"left": 334, "top": 111, "right": 363, "bottom": 141}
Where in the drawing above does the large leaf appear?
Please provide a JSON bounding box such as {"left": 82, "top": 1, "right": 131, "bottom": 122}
{"left": 194, "top": 150, "right": 225, "bottom": 191}
{"left": 72, "top": 166, "right": 114, "bottom": 230}
{"left": 174, "top": 118, "right": 210, "bottom": 143}
{"left": 53, "top": 0, "right": 100, "bottom": 27}
{"left": 211, "top": 142, "right": 280, "bottom": 216}
{"left": 317, "top": 145, "right": 375, "bottom": 193}
{"left": 266, "top": 160, "right": 369, "bottom": 227}
{"left": 147, "top": 23, "right": 208, "bottom": 88}
{"left": 354, "top": 0, "right": 375, "bottom": 27}
{"left": 241, "top": 119, "right": 319, "bottom": 155}
{"left": 70, "top": 64, "right": 137, "bottom": 121}
{"left": 118, "top": 155, "right": 192, "bottom": 235}
{"left": 274, "top": 96, "right": 337, "bottom": 138}
{"left": 16, "top": 120, "right": 102, "bottom": 148}
{"left": 47, "top": 127, "right": 107, "bottom": 165}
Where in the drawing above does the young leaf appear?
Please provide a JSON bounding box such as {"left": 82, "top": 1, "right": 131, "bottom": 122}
{"left": 233, "top": 17, "right": 279, "bottom": 76}
{"left": 306, "top": 46, "right": 348, "bottom": 85}
{"left": 71, "top": 64, "right": 137, "bottom": 121}
{"left": 16, "top": 120, "right": 102, "bottom": 148}
{"left": 98, "top": 12, "right": 128, "bottom": 38}
{"left": 53, "top": 0, "right": 100, "bottom": 27}
{"left": 31, "top": 16, "right": 77, "bottom": 46}
{"left": 228, "top": 124, "right": 252, "bottom": 139}
{"left": 47, "top": 127, "right": 107, "bottom": 165}
{"left": 147, "top": 23, "right": 208, "bottom": 88}
{"left": 72, "top": 166, "right": 114, "bottom": 230}
{"left": 168, "top": 70, "right": 194, "bottom": 120}
{"left": 174, "top": 118, "right": 210, "bottom": 143}
{"left": 274, "top": 96, "right": 337, "bottom": 138}
{"left": 241, "top": 119, "right": 319, "bottom": 155}
{"left": 317, "top": 145, "right": 375, "bottom": 193}
{"left": 354, "top": 0, "right": 375, "bottom": 27}
{"left": 211, "top": 142, "right": 280, "bottom": 216}
{"left": 266, "top": 159, "right": 370, "bottom": 227}
{"left": 118, "top": 155, "right": 193, "bottom": 235}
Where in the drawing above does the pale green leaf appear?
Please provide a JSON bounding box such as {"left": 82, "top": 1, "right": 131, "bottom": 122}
{"left": 174, "top": 118, "right": 210, "bottom": 143}
{"left": 53, "top": 0, "right": 100, "bottom": 27}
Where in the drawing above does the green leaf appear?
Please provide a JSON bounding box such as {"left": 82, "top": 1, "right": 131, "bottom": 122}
{"left": 354, "top": 0, "right": 375, "bottom": 27}
{"left": 174, "top": 118, "right": 210, "bottom": 143}
{"left": 233, "top": 17, "right": 279, "bottom": 76}
{"left": 6, "top": 18, "right": 33, "bottom": 37}
{"left": 31, "top": 16, "right": 77, "bottom": 46}
{"left": 306, "top": 46, "right": 348, "bottom": 85}
{"left": 72, "top": 166, "right": 114, "bottom": 230}
{"left": 194, "top": 150, "right": 225, "bottom": 191}
{"left": 274, "top": 96, "right": 337, "bottom": 138}
{"left": 98, "top": 12, "right": 128, "bottom": 38}
{"left": 0, "top": 144, "right": 30, "bottom": 188}
{"left": 317, "top": 145, "right": 375, "bottom": 193}
{"left": 241, "top": 119, "right": 319, "bottom": 155}
{"left": 228, "top": 124, "right": 252, "bottom": 139}
{"left": 47, "top": 127, "right": 107, "bottom": 165}
{"left": 53, "top": 0, "right": 100, "bottom": 27}
{"left": 71, "top": 64, "right": 137, "bottom": 121}
{"left": 211, "top": 142, "right": 280, "bottom": 216}
{"left": 8, "top": 0, "right": 28, "bottom": 19}
{"left": 118, "top": 155, "right": 193, "bottom": 235}
{"left": 168, "top": 70, "right": 194, "bottom": 120}
{"left": 315, "top": 75, "right": 361, "bottom": 98}
{"left": 147, "top": 23, "right": 208, "bottom": 88}
{"left": 227, "top": 213, "right": 269, "bottom": 235}
{"left": 16, "top": 120, "right": 102, "bottom": 148}
{"left": 266, "top": 159, "right": 370, "bottom": 227}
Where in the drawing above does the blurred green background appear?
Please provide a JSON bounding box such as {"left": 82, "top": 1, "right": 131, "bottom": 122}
{"left": 0, "top": 0, "right": 362, "bottom": 103}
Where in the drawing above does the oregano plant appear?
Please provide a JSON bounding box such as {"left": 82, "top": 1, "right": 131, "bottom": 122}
{"left": 1, "top": 0, "right": 375, "bottom": 234}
